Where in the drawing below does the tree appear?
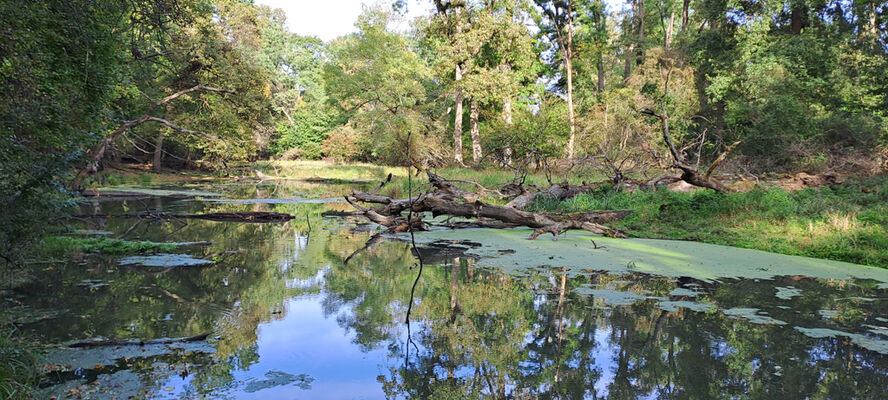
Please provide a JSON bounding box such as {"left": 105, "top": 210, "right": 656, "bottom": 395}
{"left": 324, "top": 7, "right": 437, "bottom": 165}
{"left": 534, "top": 0, "right": 580, "bottom": 159}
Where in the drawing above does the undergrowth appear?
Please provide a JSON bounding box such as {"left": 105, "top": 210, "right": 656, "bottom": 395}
{"left": 0, "top": 323, "right": 40, "bottom": 400}
{"left": 528, "top": 175, "right": 888, "bottom": 267}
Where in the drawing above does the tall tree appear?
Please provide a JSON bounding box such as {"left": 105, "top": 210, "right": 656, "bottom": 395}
{"left": 534, "top": 0, "right": 579, "bottom": 158}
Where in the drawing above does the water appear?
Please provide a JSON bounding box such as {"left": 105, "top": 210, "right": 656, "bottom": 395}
{"left": 8, "top": 179, "right": 888, "bottom": 399}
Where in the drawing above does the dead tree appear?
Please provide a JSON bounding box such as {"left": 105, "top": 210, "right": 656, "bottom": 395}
{"left": 344, "top": 172, "right": 629, "bottom": 240}
{"left": 641, "top": 101, "right": 739, "bottom": 193}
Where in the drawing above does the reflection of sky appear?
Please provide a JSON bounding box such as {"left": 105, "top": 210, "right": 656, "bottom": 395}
{"left": 228, "top": 296, "right": 393, "bottom": 399}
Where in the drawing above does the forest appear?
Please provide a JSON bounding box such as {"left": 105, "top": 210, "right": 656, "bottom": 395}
{"left": 2, "top": 0, "right": 888, "bottom": 398}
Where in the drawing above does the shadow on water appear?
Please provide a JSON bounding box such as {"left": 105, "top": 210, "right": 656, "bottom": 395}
{"left": 6, "top": 180, "right": 888, "bottom": 399}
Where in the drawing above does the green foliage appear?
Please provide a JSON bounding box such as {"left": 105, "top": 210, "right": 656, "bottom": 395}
{"left": 271, "top": 107, "right": 335, "bottom": 159}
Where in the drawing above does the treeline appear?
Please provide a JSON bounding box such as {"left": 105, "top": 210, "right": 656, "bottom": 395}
{"left": 0, "top": 0, "right": 886, "bottom": 261}
{"left": 272, "top": 0, "right": 888, "bottom": 173}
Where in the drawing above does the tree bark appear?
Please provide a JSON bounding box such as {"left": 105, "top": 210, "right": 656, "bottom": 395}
{"left": 345, "top": 173, "right": 630, "bottom": 240}
{"left": 790, "top": 3, "right": 804, "bottom": 34}
{"left": 624, "top": 42, "right": 634, "bottom": 79}
{"left": 453, "top": 64, "right": 465, "bottom": 165}
{"left": 470, "top": 100, "right": 482, "bottom": 164}
{"left": 153, "top": 129, "right": 164, "bottom": 172}
{"left": 636, "top": 0, "right": 645, "bottom": 66}
{"left": 502, "top": 96, "right": 513, "bottom": 166}
{"left": 665, "top": 11, "right": 675, "bottom": 49}
{"left": 641, "top": 102, "right": 738, "bottom": 193}
{"left": 681, "top": 0, "right": 689, "bottom": 31}
{"left": 565, "top": 17, "right": 576, "bottom": 159}
{"left": 597, "top": 57, "right": 605, "bottom": 94}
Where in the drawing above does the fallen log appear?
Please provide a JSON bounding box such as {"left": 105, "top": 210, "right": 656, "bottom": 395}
{"left": 416, "top": 195, "right": 626, "bottom": 240}
{"left": 505, "top": 181, "right": 604, "bottom": 210}
{"left": 69, "top": 333, "right": 211, "bottom": 348}
{"left": 71, "top": 211, "right": 294, "bottom": 223}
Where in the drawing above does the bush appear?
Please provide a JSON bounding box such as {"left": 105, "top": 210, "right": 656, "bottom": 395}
{"left": 321, "top": 126, "right": 366, "bottom": 162}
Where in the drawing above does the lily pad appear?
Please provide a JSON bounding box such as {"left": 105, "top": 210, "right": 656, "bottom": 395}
{"left": 119, "top": 254, "right": 213, "bottom": 267}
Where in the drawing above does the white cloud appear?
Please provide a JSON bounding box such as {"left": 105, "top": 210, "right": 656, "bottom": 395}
{"left": 255, "top": 0, "right": 429, "bottom": 42}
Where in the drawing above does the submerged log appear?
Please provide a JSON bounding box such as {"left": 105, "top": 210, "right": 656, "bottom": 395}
{"left": 69, "top": 333, "right": 211, "bottom": 348}
{"left": 71, "top": 211, "right": 294, "bottom": 223}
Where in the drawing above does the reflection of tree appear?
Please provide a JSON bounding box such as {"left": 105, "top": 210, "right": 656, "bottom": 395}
{"left": 320, "top": 234, "right": 888, "bottom": 399}
{"left": 30, "top": 194, "right": 339, "bottom": 395}
{"left": 31, "top": 183, "right": 888, "bottom": 398}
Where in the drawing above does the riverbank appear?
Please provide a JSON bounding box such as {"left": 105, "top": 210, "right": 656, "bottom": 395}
{"left": 527, "top": 176, "right": 888, "bottom": 267}
{"left": 254, "top": 161, "right": 888, "bottom": 268}
{"left": 93, "top": 162, "right": 888, "bottom": 268}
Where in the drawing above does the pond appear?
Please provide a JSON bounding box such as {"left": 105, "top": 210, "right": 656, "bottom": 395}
{"left": 9, "top": 178, "right": 888, "bottom": 399}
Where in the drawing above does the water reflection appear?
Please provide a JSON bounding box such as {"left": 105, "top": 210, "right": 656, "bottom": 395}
{"left": 8, "top": 182, "right": 888, "bottom": 399}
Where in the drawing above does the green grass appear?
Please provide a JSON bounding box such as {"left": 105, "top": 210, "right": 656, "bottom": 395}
{"left": 0, "top": 324, "right": 40, "bottom": 400}
{"left": 528, "top": 176, "right": 888, "bottom": 267}
{"left": 42, "top": 236, "right": 180, "bottom": 256}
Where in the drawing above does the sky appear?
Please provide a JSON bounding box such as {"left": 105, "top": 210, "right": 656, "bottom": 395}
{"left": 255, "top": 0, "right": 430, "bottom": 42}
{"left": 254, "top": 0, "right": 625, "bottom": 42}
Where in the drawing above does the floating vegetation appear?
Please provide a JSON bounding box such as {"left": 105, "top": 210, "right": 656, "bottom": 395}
{"left": 723, "top": 308, "right": 787, "bottom": 325}
{"left": 118, "top": 254, "right": 213, "bottom": 267}
{"left": 43, "top": 237, "right": 179, "bottom": 256}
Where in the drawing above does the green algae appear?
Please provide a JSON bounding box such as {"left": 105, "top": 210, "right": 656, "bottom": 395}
{"left": 723, "top": 308, "right": 787, "bottom": 325}
{"left": 119, "top": 254, "right": 214, "bottom": 267}
{"left": 657, "top": 300, "right": 715, "bottom": 313}
{"left": 573, "top": 287, "right": 649, "bottom": 306}
{"left": 669, "top": 288, "right": 703, "bottom": 297}
{"left": 794, "top": 327, "right": 888, "bottom": 354}
{"left": 775, "top": 286, "right": 803, "bottom": 300}
{"left": 409, "top": 229, "right": 888, "bottom": 283}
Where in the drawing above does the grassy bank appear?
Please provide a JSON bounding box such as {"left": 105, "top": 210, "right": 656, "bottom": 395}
{"left": 528, "top": 176, "right": 888, "bottom": 268}
{"left": 0, "top": 324, "right": 39, "bottom": 400}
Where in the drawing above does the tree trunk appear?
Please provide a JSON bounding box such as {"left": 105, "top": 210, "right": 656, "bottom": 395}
{"left": 153, "top": 129, "right": 164, "bottom": 172}
{"left": 597, "top": 57, "right": 605, "bottom": 94}
{"left": 790, "top": 4, "right": 804, "bottom": 34}
{"left": 665, "top": 12, "right": 675, "bottom": 49}
{"left": 624, "top": 43, "right": 634, "bottom": 79}
{"left": 565, "top": 20, "right": 576, "bottom": 159}
{"left": 681, "top": 0, "right": 689, "bottom": 31}
{"left": 502, "top": 97, "right": 513, "bottom": 166}
{"left": 636, "top": 0, "right": 645, "bottom": 66}
{"left": 453, "top": 64, "right": 465, "bottom": 165}
{"left": 470, "top": 100, "right": 482, "bottom": 164}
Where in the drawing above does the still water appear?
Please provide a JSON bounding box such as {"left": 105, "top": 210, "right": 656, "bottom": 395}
{"left": 9, "top": 179, "right": 888, "bottom": 399}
